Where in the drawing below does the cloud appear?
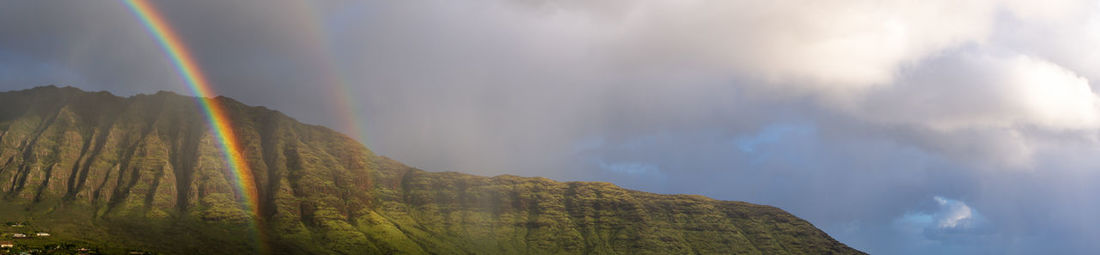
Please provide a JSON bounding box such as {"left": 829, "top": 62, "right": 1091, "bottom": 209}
{"left": 932, "top": 196, "right": 978, "bottom": 229}
{"left": 603, "top": 0, "right": 999, "bottom": 91}
{"left": 887, "top": 196, "right": 998, "bottom": 254}
{"left": 0, "top": 1, "right": 181, "bottom": 94}
{"left": 1000, "top": 0, "right": 1097, "bottom": 24}
{"left": 895, "top": 196, "right": 989, "bottom": 238}
{"left": 839, "top": 52, "right": 1099, "bottom": 168}
{"left": 232, "top": 0, "right": 1100, "bottom": 174}
{"left": 324, "top": 0, "right": 1100, "bottom": 172}
{"left": 858, "top": 53, "right": 1099, "bottom": 132}
{"left": 996, "top": 1, "right": 1100, "bottom": 82}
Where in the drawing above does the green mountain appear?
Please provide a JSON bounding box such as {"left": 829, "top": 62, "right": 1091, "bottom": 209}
{"left": 0, "top": 86, "right": 863, "bottom": 254}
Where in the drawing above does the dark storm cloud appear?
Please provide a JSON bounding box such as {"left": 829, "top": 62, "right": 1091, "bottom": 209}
{"left": 0, "top": 0, "right": 347, "bottom": 126}
{"left": 0, "top": 1, "right": 178, "bottom": 94}
{"left": 3, "top": 1, "right": 1100, "bottom": 254}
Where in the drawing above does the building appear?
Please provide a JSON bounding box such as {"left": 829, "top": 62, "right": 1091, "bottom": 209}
{"left": 0, "top": 241, "right": 13, "bottom": 248}
{"left": 11, "top": 233, "right": 26, "bottom": 238}
{"left": 34, "top": 233, "right": 49, "bottom": 237}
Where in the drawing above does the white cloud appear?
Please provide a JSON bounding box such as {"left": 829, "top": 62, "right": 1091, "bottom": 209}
{"left": 836, "top": 53, "right": 1099, "bottom": 168}
{"left": 605, "top": 0, "right": 999, "bottom": 91}
{"left": 895, "top": 196, "right": 984, "bottom": 236}
{"left": 1000, "top": 0, "right": 1097, "bottom": 24}
{"left": 499, "top": 0, "right": 1100, "bottom": 171}
{"left": 857, "top": 53, "right": 1099, "bottom": 131}
{"left": 934, "top": 196, "right": 976, "bottom": 229}
{"left": 1008, "top": 56, "right": 1100, "bottom": 130}
{"left": 996, "top": 1, "right": 1100, "bottom": 82}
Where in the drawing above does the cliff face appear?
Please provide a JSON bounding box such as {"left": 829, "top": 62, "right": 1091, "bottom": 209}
{"left": 0, "top": 86, "right": 862, "bottom": 254}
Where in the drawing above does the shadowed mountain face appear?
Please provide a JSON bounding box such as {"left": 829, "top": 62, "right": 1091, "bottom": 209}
{"left": 0, "top": 86, "right": 863, "bottom": 254}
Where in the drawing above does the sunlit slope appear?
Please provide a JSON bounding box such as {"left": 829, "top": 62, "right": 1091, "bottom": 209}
{"left": 0, "top": 86, "right": 863, "bottom": 254}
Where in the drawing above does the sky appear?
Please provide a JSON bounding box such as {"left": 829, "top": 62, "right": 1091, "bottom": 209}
{"left": 2, "top": 0, "right": 1100, "bottom": 253}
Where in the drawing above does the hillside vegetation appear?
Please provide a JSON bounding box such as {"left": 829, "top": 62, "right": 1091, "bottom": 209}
{"left": 0, "top": 86, "right": 863, "bottom": 254}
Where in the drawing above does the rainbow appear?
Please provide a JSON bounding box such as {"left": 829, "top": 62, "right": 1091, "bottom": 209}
{"left": 293, "top": 1, "right": 370, "bottom": 143}
{"left": 122, "top": 0, "right": 266, "bottom": 251}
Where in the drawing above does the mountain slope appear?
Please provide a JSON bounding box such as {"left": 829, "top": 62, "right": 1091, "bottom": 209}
{"left": 0, "top": 86, "right": 863, "bottom": 254}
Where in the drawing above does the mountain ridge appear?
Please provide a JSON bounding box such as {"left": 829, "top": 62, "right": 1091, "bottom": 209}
{"left": 0, "top": 85, "right": 863, "bottom": 254}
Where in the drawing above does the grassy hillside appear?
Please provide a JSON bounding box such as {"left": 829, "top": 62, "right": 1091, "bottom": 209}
{"left": 0, "top": 86, "right": 863, "bottom": 254}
